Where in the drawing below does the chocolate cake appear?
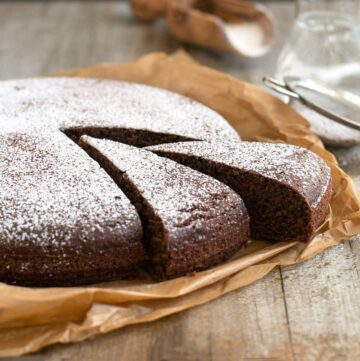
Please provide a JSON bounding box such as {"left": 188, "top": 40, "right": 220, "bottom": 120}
{"left": 0, "top": 78, "right": 242, "bottom": 286}
{"left": 0, "top": 77, "right": 333, "bottom": 286}
{"left": 79, "top": 136, "right": 250, "bottom": 280}
{"left": 148, "top": 141, "right": 332, "bottom": 243}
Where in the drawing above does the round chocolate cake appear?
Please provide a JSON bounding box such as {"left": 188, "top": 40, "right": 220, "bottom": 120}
{"left": 0, "top": 78, "right": 331, "bottom": 286}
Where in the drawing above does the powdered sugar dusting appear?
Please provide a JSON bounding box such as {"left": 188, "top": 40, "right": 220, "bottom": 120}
{"left": 291, "top": 101, "right": 360, "bottom": 147}
{"left": 0, "top": 77, "right": 239, "bottom": 251}
{"left": 0, "top": 131, "right": 142, "bottom": 250}
{"left": 0, "top": 77, "right": 239, "bottom": 141}
{"left": 149, "top": 141, "right": 331, "bottom": 208}
{"left": 83, "top": 136, "right": 247, "bottom": 246}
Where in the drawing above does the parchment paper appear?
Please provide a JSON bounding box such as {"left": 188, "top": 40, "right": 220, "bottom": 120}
{"left": 1, "top": 51, "right": 360, "bottom": 357}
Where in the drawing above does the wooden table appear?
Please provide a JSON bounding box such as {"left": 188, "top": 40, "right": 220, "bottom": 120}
{"left": 1, "top": 2, "right": 360, "bottom": 360}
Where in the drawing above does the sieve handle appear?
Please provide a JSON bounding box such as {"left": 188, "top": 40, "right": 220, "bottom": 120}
{"left": 263, "top": 77, "right": 300, "bottom": 99}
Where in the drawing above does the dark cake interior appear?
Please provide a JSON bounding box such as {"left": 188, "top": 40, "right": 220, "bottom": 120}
{"left": 64, "top": 127, "right": 194, "bottom": 147}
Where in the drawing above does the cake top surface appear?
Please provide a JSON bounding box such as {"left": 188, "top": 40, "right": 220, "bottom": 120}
{"left": 0, "top": 77, "right": 239, "bottom": 141}
{"left": 82, "top": 136, "right": 246, "bottom": 244}
{"left": 0, "top": 132, "right": 142, "bottom": 251}
{"left": 148, "top": 141, "right": 332, "bottom": 208}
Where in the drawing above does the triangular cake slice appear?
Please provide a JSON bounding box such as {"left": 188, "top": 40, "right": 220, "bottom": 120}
{"left": 80, "top": 136, "right": 250, "bottom": 280}
{"left": 148, "top": 141, "right": 332, "bottom": 243}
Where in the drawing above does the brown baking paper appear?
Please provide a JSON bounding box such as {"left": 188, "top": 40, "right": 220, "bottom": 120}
{"left": 1, "top": 51, "right": 360, "bottom": 357}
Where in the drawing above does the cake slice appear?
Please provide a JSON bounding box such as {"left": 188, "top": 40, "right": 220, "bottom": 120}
{"left": 79, "top": 136, "right": 250, "bottom": 280}
{"left": 148, "top": 141, "right": 332, "bottom": 243}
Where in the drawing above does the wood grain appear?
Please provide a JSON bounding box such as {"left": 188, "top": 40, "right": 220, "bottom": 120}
{"left": 0, "top": 1, "right": 359, "bottom": 361}
{"left": 281, "top": 241, "right": 360, "bottom": 360}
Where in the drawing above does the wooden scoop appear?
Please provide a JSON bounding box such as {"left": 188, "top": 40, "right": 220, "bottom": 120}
{"left": 131, "top": 0, "right": 275, "bottom": 57}
{"left": 131, "top": 0, "right": 167, "bottom": 22}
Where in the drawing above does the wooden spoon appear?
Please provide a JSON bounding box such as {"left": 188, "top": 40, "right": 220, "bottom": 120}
{"left": 131, "top": 0, "right": 167, "bottom": 22}
{"left": 131, "top": 0, "right": 275, "bottom": 57}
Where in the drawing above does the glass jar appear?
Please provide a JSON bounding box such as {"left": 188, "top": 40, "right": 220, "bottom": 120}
{"left": 276, "top": 0, "right": 360, "bottom": 89}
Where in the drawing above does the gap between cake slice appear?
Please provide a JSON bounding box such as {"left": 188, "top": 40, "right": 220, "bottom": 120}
{"left": 63, "top": 126, "right": 196, "bottom": 147}
{"left": 147, "top": 141, "right": 332, "bottom": 243}
{"left": 79, "top": 136, "right": 250, "bottom": 280}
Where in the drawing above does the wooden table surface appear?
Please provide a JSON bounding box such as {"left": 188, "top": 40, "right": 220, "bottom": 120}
{"left": 1, "top": 2, "right": 360, "bottom": 360}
